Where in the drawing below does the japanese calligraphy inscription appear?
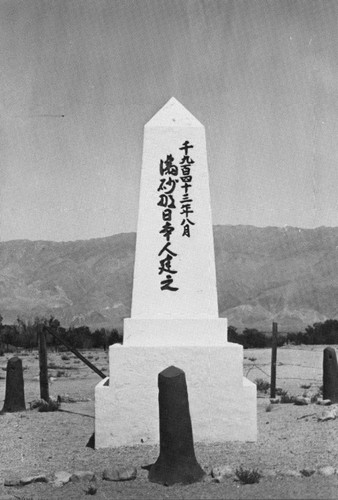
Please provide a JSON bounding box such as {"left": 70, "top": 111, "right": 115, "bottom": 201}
{"left": 129, "top": 97, "right": 219, "bottom": 322}
{"left": 157, "top": 141, "right": 195, "bottom": 291}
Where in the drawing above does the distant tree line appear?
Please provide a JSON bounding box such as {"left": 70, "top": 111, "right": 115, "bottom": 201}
{"left": 285, "top": 320, "right": 338, "bottom": 346}
{"left": 0, "top": 314, "right": 122, "bottom": 351}
{"left": 1, "top": 314, "right": 338, "bottom": 351}
{"left": 228, "top": 326, "right": 286, "bottom": 349}
{"left": 228, "top": 319, "right": 338, "bottom": 348}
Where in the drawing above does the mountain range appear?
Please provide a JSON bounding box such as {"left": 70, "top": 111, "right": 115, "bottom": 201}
{"left": 1, "top": 225, "right": 338, "bottom": 332}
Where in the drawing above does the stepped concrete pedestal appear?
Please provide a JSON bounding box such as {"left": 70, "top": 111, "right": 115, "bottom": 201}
{"left": 95, "top": 342, "right": 256, "bottom": 447}
{"left": 95, "top": 98, "right": 257, "bottom": 448}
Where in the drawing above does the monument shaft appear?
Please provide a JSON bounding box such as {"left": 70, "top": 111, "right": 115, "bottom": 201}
{"left": 132, "top": 115, "right": 218, "bottom": 319}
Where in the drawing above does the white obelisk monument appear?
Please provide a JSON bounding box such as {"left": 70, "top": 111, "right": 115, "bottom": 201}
{"left": 95, "top": 98, "right": 256, "bottom": 447}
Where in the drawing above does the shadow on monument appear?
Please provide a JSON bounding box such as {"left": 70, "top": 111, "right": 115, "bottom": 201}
{"left": 86, "top": 432, "right": 95, "bottom": 449}
{"left": 143, "top": 365, "right": 205, "bottom": 486}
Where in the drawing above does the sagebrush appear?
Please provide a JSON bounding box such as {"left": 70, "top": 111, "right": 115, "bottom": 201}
{"left": 255, "top": 378, "right": 270, "bottom": 393}
{"left": 235, "top": 466, "right": 261, "bottom": 484}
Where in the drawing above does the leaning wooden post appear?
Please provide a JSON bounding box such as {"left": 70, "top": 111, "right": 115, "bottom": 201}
{"left": 38, "top": 328, "right": 49, "bottom": 401}
{"left": 270, "top": 322, "right": 278, "bottom": 398}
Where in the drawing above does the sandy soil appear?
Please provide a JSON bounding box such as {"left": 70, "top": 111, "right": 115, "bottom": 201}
{"left": 0, "top": 345, "right": 337, "bottom": 499}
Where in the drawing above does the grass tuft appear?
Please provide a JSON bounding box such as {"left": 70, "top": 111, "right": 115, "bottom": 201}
{"left": 30, "top": 398, "right": 60, "bottom": 412}
{"left": 56, "top": 370, "right": 71, "bottom": 378}
{"left": 48, "top": 363, "right": 77, "bottom": 370}
{"left": 85, "top": 483, "right": 97, "bottom": 495}
{"left": 254, "top": 378, "right": 270, "bottom": 393}
{"left": 235, "top": 466, "right": 261, "bottom": 484}
{"left": 276, "top": 389, "right": 297, "bottom": 404}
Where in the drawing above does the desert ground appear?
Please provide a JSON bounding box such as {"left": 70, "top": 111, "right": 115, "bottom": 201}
{"left": 0, "top": 344, "right": 338, "bottom": 499}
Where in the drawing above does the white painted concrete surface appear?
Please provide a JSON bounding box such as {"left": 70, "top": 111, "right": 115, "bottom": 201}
{"left": 123, "top": 318, "right": 228, "bottom": 346}
{"left": 95, "top": 344, "right": 257, "bottom": 448}
{"left": 95, "top": 98, "right": 257, "bottom": 448}
{"left": 131, "top": 97, "right": 219, "bottom": 319}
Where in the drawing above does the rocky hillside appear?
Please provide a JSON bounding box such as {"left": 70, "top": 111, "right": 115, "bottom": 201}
{"left": 1, "top": 225, "right": 338, "bottom": 332}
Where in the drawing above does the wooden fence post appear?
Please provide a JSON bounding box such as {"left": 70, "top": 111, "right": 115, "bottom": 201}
{"left": 38, "top": 329, "right": 49, "bottom": 401}
{"left": 1, "top": 357, "right": 26, "bottom": 413}
{"left": 149, "top": 366, "right": 205, "bottom": 485}
{"left": 270, "top": 322, "right": 278, "bottom": 398}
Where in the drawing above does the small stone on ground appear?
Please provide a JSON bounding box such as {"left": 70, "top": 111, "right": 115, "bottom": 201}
{"left": 52, "top": 471, "right": 72, "bottom": 487}
{"left": 70, "top": 470, "right": 95, "bottom": 482}
{"left": 318, "top": 409, "right": 336, "bottom": 421}
{"left": 318, "top": 466, "right": 336, "bottom": 476}
{"left": 3, "top": 476, "right": 21, "bottom": 487}
{"left": 211, "top": 465, "right": 234, "bottom": 481}
{"left": 294, "top": 396, "right": 310, "bottom": 405}
{"left": 20, "top": 474, "right": 48, "bottom": 485}
{"left": 102, "top": 467, "right": 137, "bottom": 481}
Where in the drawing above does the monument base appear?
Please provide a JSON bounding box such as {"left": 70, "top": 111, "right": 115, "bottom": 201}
{"left": 95, "top": 342, "right": 257, "bottom": 448}
{"left": 123, "top": 318, "right": 228, "bottom": 346}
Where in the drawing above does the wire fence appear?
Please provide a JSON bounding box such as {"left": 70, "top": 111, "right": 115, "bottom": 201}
{"left": 245, "top": 364, "right": 322, "bottom": 382}
{"left": 244, "top": 348, "right": 326, "bottom": 387}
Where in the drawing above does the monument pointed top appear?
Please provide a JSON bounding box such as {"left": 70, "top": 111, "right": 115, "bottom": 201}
{"left": 146, "top": 97, "right": 203, "bottom": 128}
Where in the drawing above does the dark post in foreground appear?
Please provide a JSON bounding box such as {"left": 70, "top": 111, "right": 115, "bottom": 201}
{"left": 270, "top": 322, "right": 278, "bottom": 398}
{"left": 323, "top": 347, "right": 338, "bottom": 403}
{"left": 1, "top": 357, "right": 26, "bottom": 413}
{"left": 38, "top": 329, "right": 49, "bottom": 401}
{"left": 149, "top": 365, "right": 205, "bottom": 485}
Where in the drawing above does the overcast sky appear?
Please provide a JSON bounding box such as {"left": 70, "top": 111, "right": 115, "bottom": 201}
{"left": 1, "top": 0, "right": 338, "bottom": 242}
